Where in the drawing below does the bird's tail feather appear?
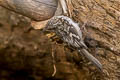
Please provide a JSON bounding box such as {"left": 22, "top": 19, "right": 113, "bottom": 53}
{"left": 79, "top": 49, "right": 102, "bottom": 71}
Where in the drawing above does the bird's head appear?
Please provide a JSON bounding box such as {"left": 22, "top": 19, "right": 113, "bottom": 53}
{"left": 43, "top": 17, "right": 58, "bottom": 31}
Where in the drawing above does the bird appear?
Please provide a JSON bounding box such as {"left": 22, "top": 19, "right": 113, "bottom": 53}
{"left": 44, "top": 15, "right": 102, "bottom": 71}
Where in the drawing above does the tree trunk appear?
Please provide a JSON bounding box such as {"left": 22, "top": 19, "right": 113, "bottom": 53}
{"left": 0, "top": 0, "right": 120, "bottom": 80}
{"left": 66, "top": 0, "right": 120, "bottom": 79}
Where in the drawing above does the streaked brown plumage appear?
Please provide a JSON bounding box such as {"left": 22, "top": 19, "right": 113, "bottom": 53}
{"left": 44, "top": 15, "right": 102, "bottom": 71}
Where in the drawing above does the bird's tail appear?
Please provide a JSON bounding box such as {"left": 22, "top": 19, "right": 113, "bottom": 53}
{"left": 79, "top": 49, "right": 102, "bottom": 71}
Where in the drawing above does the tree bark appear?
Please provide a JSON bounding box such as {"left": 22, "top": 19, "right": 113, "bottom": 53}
{"left": 66, "top": 0, "right": 120, "bottom": 79}
{"left": 0, "top": 0, "right": 120, "bottom": 80}
{"left": 0, "top": 0, "right": 58, "bottom": 21}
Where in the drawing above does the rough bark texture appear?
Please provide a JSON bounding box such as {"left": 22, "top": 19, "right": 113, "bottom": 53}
{"left": 0, "top": 0, "right": 120, "bottom": 80}
{"left": 66, "top": 0, "right": 120, "bottom": 80}
{"left": 0, "top": 0, "right": 58, "bottom": 21}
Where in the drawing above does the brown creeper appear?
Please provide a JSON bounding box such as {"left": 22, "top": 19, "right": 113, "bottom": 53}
{"left": 44, "top": 15, "right": 102, "bottom": 71}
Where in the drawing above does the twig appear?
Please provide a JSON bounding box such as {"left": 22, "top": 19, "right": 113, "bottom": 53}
{"left": 65, "top": 0, "right": 72, "bottom": 17}
{"left": 59, "top": 0, "right": 68, "bottom": 15}
{"left": 51, "top": 44, "right": 57, "bottom": 77}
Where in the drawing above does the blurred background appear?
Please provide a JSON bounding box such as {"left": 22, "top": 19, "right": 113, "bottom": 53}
{"left": 0, "top": 6, "right": 96, "bottom": 80}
